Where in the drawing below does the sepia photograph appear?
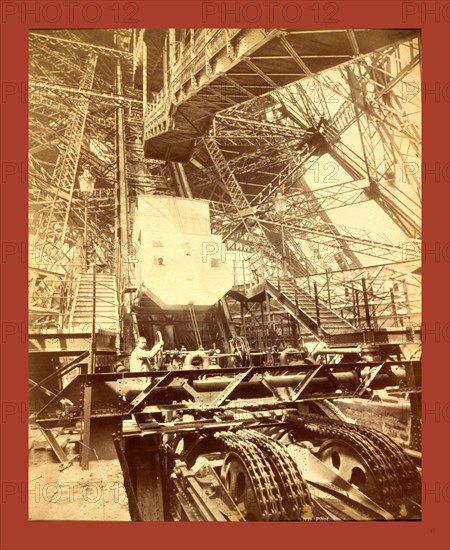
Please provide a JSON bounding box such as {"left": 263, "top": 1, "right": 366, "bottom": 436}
{"left": 28, "top": 27, "right": 422, "bottom": 522}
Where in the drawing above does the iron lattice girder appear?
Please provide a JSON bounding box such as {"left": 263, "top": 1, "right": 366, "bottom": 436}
{"left": 29, "top": 55, "right": 130, "bottom": 255}
{"left": 213, "top": 157, "right": 360, "bottom": 272}
{"left": 211, "top": 180, "right": 371, "bottom": 232}
{"left": 28, "top": 30, "right": 141, "bottom": 330}
{"left": 217, "top": 222, "right": 317, "bottom": 277}
{"left": 280, "top": 179, "right": 370, "bottom": 216}
{"left": 191, "top": 37, "right": 422, "bottom": 273}
{"left": 249, "top": 150, "right": 319, "bottom": 207}
{"left": 29, "top": 33, "right": 138, "bottom": 110}
{"left": 309, "top": 40, "right": 421, "bottom": 150}
{"left": 38, "top": 53, "right": 99, "bottom": 252}
{"left": 31, "top": 191, "right": 115, "bottom": 248}
{"left": 201, "top": 134, "right": 318, "bottom": 208}
{"left": 206, "top": 88, "right": 349, "bottom": 198}
{"left": 345, "top": 47, "right": 420, "bottom": 145}
{"left": 221, "top": 145, "right": 316, "bottom": 206}
{"left": 29, "top": 91, "right": 117, "bottom": 167}
{"left": 211, "top": 203, "right": 411, "bottom": 265}
{"left": 29, "top": 115, "right": 116, "bottom": 176}
{"left": 202, "top": 130, "right": 364, "bottom": 273}
{"left": 203, "top": 136, "right": 252, "bottom": 211}
{"left": 260, "top": 219, "right": 410, "bottom": 263}
{"left": 269, "top": 37, "right": 421, "bottom": 157}
{"left": 143, "top": 28, "right": 418, "bottom": 161}
{"left": 262, "top": 44, "right": 421, "bottom": 240}
{"left": 187, "top": 113, "right": 316, "bottom": 202}
{"left": 29, "top": 91, "right": 73, "bottom": 120}
{"left": 203, "top": 136, "right": 312, "bottom": 276}
{"left": 27, "top": 29, "right": 423, "bottom": 329}
{"left": 29, "top": 40, "right": 89, "bottom": 85}
{"left": 31, "top": 135, "right": 116, "bottom": 257}
{"left": 207, "top": 187, "right": 370, "bottom": 222}
{"left": 29, "top": 81, "right": 142, "bottom": 108}
{"left": 325, "top": 42, "right": 421, "bottom": 239}
{"left": 29, "top": 161, "right": 69, "bottom": 204}
{"left": 188, "top": 144, "right": 299, "bottom": 199}
{"left": 214, "top": 114, "right": 314, "bottom": 140}
{"left": 273, "top": 77, "right": 331, "bottom": 129}
{"left": 29, "top": 30, "right": 134, "bottom": 101}
{"left": 341, "top": 64, "right": 421, "bottom": 237}
{"left": 29, "top": 31, "right": 133, "bottom": 60}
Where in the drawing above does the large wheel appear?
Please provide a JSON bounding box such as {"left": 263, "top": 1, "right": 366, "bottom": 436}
{"left": 230, "top": 337, "right": 251, "bottom": 368}
{"left": 220, "top": 452, "right": 264, "bottom": 521}
{"left": 317, "top": 438, "right": 378, "bottom": 500}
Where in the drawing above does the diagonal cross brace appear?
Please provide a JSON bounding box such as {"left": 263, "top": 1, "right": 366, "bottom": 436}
{"left": 289, "top": 363, "right": 326, "bottom": 401}
{"left": 212, "top": 368, "right": 255, "bottom": 407}
{"left": 259, "top": 374, "right": 285, "bottom": 402}
{"left": 354, "top": 361, "right": 388, "bottom": 397}
{"left": 125, "top": 371, "right": 177, "bottom": 414}
{"left": 38, "top": 426, "right": 72, "bottom": 471}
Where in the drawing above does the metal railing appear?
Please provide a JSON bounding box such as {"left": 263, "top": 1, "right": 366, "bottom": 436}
{"left": 293, "top": 262, "right": 421, "bottom": 330}
{"left": 29, "top": 240, "right": 118, "bottom": 331}
{"left": 231, "top": 257, "right": 421, "bottom": 332}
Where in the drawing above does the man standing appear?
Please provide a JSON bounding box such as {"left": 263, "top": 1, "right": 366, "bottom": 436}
{"left": 130, "top": 336, "right": 164, "bottom": 373}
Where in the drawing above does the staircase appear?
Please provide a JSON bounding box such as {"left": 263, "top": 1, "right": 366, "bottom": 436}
{"left": 265, "top": 279, "right": 355, "bottom": 341}
{"left": 69, "top": 273, "right": 119, "bottom": 334}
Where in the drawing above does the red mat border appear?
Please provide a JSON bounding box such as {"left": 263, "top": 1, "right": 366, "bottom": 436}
{"left": 1, "top": 2, "right": 449, "bottom": 549}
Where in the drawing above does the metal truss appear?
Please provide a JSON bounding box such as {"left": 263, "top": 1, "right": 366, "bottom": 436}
{"left": 258, "top": 38, "right": 421, "bottom": 230}
{"left": 317, "top": 39, "right": 421, "bottom": 237}
{"left": 201, "top": 135, "right": 352, "bottom": 281}
{"left": 29, "top": 31, "right": 133, "bottom": 60}
{"left": 194, "top": 125, "right": 362, "bottom": 276}
{"left": 203, "top": 136, "right": 306, "bottom": 277}
{"left": 28, "top": 28, "right": 422, "bottom": 332}
{"left": 283, "top": 179, "right": 370, "bottom": 216}
{"left": 29, "top": 80, "right": 142, "bottom": 108}
{"left": 142, "top": 28, "right": 418, "bottom": 160}
{"left": 191, "top": 36, "right": 421, "bottom": 286}
{"left": 28, "top": 30, "right": 139, "bottom": 326}
{"left": 40, "top": 53, "right": 98, "bottom": 249}
{"left": 261, "top": 219, "right": 409, "bottom": 263}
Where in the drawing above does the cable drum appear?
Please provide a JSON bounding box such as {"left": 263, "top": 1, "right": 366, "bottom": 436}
{"left": 230, "top": 336, "right": 251, "bottom": 368}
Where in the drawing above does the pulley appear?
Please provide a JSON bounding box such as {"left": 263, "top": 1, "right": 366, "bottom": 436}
{"left": 230, "top": 336, "right": 251, "bottom": 368}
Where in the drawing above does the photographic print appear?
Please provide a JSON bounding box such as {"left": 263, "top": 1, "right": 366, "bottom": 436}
{"left": 27, "top": 26, "right": 423, "bottom": 523}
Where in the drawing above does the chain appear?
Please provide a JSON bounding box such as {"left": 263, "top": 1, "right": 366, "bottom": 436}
{"left": 305, "top": 421, "right": 401, "bottom": 511}
{"left": 215, "top": 432, "right": 286, "bottom": 520}
{"left": 335, "top": 419, "right": 420, "bottom": 496}
{"left": 286, "top": 413, "right": 420, "bottom": 515}
{"left": 216, "top": 429, "right": 314, "bottom": 520}
{"left": 211, "top": 409, "right": 420, "bottom": 519}
{"left": 239, "top": 429, "right": 313, "bottom": 520}
{"left": 299, "top": 413, "right": 420, "bottom": 494}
